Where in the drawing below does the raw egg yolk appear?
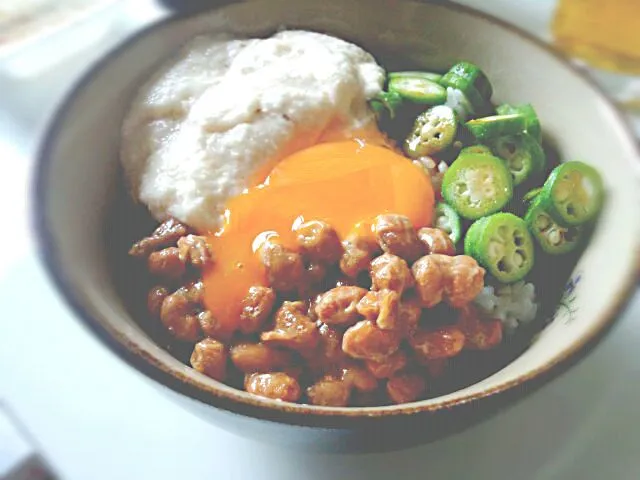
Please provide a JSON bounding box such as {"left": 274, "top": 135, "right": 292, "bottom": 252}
{"left": 202, "top": 140, "right": 435, "bottom": 333}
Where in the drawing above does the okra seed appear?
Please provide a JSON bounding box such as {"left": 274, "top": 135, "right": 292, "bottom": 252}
{"left": 568, "top": 171, "right": 582, "bottom": 184}
{"left": 555, "top": 184, "right": 571, "bottom": 202}
{"left": 548, "top": 229, "right": 561, "bottom": 245}
{"left": 535, "top": 214, "right": 551, "bottom": 231}
{"left": 512, "top": 252, "right": 524, "bottom": 267}
{"left": 489, "top": 241, "right": 505, "bottom": 258}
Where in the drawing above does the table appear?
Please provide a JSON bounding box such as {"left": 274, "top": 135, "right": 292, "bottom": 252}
{"left": 1, "top": 1, "right": 638, "bottom": 478}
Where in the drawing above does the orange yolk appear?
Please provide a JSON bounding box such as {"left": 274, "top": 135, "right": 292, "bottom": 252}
{"left": 202, "top": 139, "right": 435, "bottom": 334}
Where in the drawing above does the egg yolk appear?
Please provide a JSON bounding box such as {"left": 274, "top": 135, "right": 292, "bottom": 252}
{"left": 202, "top": 139, "right": 435, "bottom": 333}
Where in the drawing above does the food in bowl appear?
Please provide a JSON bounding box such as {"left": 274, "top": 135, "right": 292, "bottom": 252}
{"left": 122, "top": 30, "right": 604, "bottom": 407}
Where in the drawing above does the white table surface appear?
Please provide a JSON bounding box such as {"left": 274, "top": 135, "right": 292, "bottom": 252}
{"left": 1, "top": 1, "right": 638, "bottom": 479}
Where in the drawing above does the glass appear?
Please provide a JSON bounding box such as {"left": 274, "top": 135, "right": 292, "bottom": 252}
{"left": 552, "top": 0, "right": 640, "bottom": 75}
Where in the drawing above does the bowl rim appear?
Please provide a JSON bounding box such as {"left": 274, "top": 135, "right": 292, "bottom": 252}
{"left": 33, "top": 0, "right": 640, "bottom": 427}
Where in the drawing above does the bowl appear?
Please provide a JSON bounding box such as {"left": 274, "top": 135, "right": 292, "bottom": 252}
{"left": 34, "top": 0, "right": 640, "bottom": 452}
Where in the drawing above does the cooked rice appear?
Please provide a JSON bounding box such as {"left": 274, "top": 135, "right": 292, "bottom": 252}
{"left": 474, "top": 281, "right": 538, "bottom": 331}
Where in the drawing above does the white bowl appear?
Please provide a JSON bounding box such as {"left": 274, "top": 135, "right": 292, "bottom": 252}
{"left": 34, "top": 0, "right": 640, "bottom": 452}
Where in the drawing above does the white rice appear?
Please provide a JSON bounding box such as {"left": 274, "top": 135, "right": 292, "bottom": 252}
{"left": 474, "top": 281, "right": 539, "bottom": 332}
{"left": 444, "top": 86, "right": 474, "bottom": 121}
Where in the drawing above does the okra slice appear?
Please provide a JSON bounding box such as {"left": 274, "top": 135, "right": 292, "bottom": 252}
{"left": 389, "top": 71, "right": 443, "bottom": 83}
{"left": 369, "top": 90, "right": 404, "bottom": 120}
{"left": 525, "top": 197, "right": 584, "bottom": 254}
{"left": 464, "top": 213, "right": 535, "bottom": 283}
{"left": 404, "top": 105, "right": 457, "bottom": 158}
{"left": 434, "top": 202, "right": 462, "bottom": 244}
{"left": 441, "top": 61, "right": 493, "bottom": 101}
{"left": 441, "top": 152, "right": 513, "bottom": 220}
{"left": 489, "top": 133, "right": 546, "bottom": 186}
{"left": 460, "top": 144, "right": 492, "bottom": 156}
{"left": 496, "top": 103, "right": 542, "bottom": 142}
{"left": 539, "top": 161, "right": 604, "bottom": 226}
{"left": 466, "top": 113, "right": 527, "bottom": 142}
{"left": 388, "top": 75, "right": 447, "bottom": 105}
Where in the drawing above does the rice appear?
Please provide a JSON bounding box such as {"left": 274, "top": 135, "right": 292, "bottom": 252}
{"left": 474, "top": 281, "right": 538, "bottom": 332}
{"left": 444, "top": 86, "right": 474, "bottom": 120}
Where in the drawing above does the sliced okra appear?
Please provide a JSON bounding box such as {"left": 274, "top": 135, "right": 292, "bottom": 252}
{"left": 389, "top": 71, "right": 443, "bottom": 84}
{"left": 440, "top": 61, "right": 493, "bottom": 101}
{"left": 489, "top": 133, "right": 546, "bottom": 186}
{"left": 441, "top": 152, "right": 513, "bottom": 220}
{"left": 369, "top": 90, "right": 404, "bottom": 120}
{"left": 464, "top": 213, "right": 535, "bottom": 283}
{"left": 404, "top": 105, "right": 457, "bottom": 158}
{"left": 525, "top": 197, "right": 584, "bottom": 254}
{"left": 496, "top": 103, "right": 542, "bottom": 143}
{"left": 388, "top": 75, "right": 447, "bottom": 105}
{"left": 538, "top": 161, "right": 604, "bottom": 226}
{"left": 466, "top": 113, "right": 527, "bottom": 142}
{"left": 459, "top": 144, "right": 492, "bottom": 157}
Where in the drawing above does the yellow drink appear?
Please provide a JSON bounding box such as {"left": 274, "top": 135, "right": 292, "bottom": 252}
{"left": 552, "top": 0, "right": 640, "bottom": 74}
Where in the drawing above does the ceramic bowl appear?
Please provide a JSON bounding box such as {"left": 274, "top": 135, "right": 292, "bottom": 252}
{"left": 34, "top": 0, "right": 640, "bottom": 452}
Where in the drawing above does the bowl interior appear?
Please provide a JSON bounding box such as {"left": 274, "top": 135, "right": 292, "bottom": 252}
{"left": 37, "top": 0, "right": 640, "bottom": 421}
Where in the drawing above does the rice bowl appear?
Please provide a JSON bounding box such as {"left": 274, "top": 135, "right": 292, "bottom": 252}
{"left": 34, "top": 0, "right": 640, "bottom": 450}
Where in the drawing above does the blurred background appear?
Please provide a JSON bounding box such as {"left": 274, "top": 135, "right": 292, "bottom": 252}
{"left": 0, "top": 1, "right": 638, "bottom": 479}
